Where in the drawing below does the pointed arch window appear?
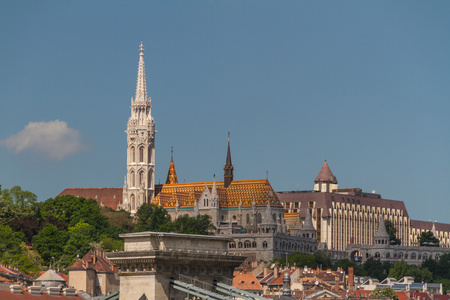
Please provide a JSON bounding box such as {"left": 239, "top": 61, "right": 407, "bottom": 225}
{"left": 139, "top": 146, "right": 144, "bottom": 163}
{"left": 139, "top": 171, "right": 144, "bottom": 186}
{"left": 130, "top": 171, "right": 135, "bottom": 187}
{"left": 131, "top": 146, "right": 136, "bottom": 162}
{"left": 258, "top": 213, "right": 262, "bottom": 224}
{"left": 246, "top": 214, "right": 250, "bottom": 224}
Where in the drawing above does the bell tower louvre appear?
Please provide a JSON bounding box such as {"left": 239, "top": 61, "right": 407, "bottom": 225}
{"left": 121, "top": 43, "right": 156, "bottom": 214}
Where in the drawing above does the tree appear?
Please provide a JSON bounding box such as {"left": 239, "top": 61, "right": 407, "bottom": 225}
{"left": 385, "top": 220, "right": 401, "bottom": 245}
{"left": 363, "top": 258, "right": 391, "bottom": 281}
{"left": 32, "top": 223, "right": 69, "bottom": 266}
{"left": 313, "top": 250, "right": 332, "bottom": 269}
{"left": 135, "top": 203, "right": 172, "bottom": 232}
{"left": 168, "top": 214, "right": 216, "bottom": 235}
{"left": 370, "top": 287, "right": 397, "bottom": 300}
{"left": 62, "top": 222, "right": 98, "bottom": 268}
{"left": 418, "top": 231, "right": 439, "bottom": 247}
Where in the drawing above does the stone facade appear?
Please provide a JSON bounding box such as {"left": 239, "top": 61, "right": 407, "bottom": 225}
{"left": 121, "top": 43, "right": 156, "bottom": 214}
{"left": 106, "top": 232, "right": 245, "bottom": 300}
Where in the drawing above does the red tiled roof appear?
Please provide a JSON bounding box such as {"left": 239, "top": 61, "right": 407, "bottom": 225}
{"left": 269, "top": 269, "right": 295, "bottom": 286}
{"left": 0, "top": 290, "right": 83, "bottom": 299}
{"left": 67, "top": 250, "right": 117, "bottom": 273}
{"left": 277, "top": 191, "right": 409, "bottom": 218}
{"left": 410, "top": 292, "right": 432, "bottom": 300}
{"left": 396, "top": 291, "right": 409, "bottom": 300}
{"left": 433, "top": 295, "right": 450, "bottom": 300}
{"left": 154, "top": 179, "right": 283, "bottom": 209}
{"left": 354, "top": 290, "right": 372, "bottom": 297}
{"left": 233, "top": 272, "right": 263, "bottom": 291}
{"left": 57, "top": 188, "right": 122, "bottom": 210}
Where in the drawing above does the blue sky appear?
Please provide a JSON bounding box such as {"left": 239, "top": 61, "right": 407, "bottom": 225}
{"left": 1, "top": 1, "right": 449, "bottom": 223}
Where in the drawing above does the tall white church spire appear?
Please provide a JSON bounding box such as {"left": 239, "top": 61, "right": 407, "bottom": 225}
{"left": 123, "top": 43, "right": 156, "bottom": 214}
{"left": 135, "top": 42, "right": 148, "bottom": 102}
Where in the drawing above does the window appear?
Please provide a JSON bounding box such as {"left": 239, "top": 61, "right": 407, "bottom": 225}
{"left": 131, "top": 171, "right": 135, "bottom": 187}
{"left": 263, "top": 241, "right": 268, "bottom": 248}
{"left": 244, "top": 241, "right": 251, "bottom": 248}
{"left": 131, "top": 146, "right": 135, "bottom": 162}
{"left": 258, "top": 213, "right": 262, "bottom": 224}
{"left": 252, "top": 241, "right": 257, "bottom": 248}
{"left": 139, "top": 171, "right": 144, "bottom": 186}
{"left": 246, "top": 214, "right": 250, "bottom": 224}
{"left": 139, "top": 146, "right": 144, "bottom": 162}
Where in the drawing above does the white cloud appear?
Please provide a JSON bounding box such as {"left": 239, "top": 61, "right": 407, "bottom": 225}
{"left": 0, "top": 120, "right": 86, "bottom": 160}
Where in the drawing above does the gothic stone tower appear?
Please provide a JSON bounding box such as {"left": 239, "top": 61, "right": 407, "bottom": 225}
{"left": 122, "top": 43, "right": 155, "bottom": 213}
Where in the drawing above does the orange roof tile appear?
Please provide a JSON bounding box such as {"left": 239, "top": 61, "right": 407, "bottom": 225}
{"left": 233, "top": 272, "right": 263, "bottom": 291}
{"left": 153, "top": 179, "right": 282, "bottom": 209}
{"left": 67, "top": 250, "right": 117, "bottom": 273}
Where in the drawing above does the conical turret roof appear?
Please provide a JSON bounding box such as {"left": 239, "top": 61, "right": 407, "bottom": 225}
{"left": 314, "top": 160, "right": 337, "bottom": 183}
{"left": 165, "top": 148, "right": 178, "bottom": 184}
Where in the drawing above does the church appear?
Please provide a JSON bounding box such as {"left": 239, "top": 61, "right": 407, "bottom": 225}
{"left": 58, "top": 43, "right": 450, "bottom": 260}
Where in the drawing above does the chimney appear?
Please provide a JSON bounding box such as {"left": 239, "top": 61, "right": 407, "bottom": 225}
{"left": 335, "top": 276, "right": 340, "bottom": 291}
{"left": 10, "top": 285, "right": 22, "bottom": 294}
{"left": 264, "top": 267, "right": 269, "bottom": 277}
{"left": 274, "top": 267, "right": 279, "bottom": 279}
{"left": 348, "top": 267, "right": 354, "bottom": 290}
{"left": 28, "top": 286, "right": 42, "bottom": 295}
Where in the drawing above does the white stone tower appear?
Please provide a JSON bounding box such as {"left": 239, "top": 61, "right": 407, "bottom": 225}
{"left": 122, "top": 43, "right": 155, "bottom": 214}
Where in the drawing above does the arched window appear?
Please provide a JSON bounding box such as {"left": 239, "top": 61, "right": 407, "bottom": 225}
{"left": 130, "top": 171, "right": 135, "bottom": 187}
{"left": 229, "top": 242, "right": 236, "bottom": 249}
{"left": 386, "top": 252, "right": 391, "bottom": 258}
{"left": 252, "top": 241, "right": 257, "bottom": 248}
{"left": 130, "top": 194, "right": 135, "bottom": 211}
{"left": 139, "top": 146, "right": 144, "bottom": 163}
{"left": 258, "top": 213, "right": 262, "bottom": 224}
{"left": 131, "top": 146, "right": 135, "bottom": 162}
{"left": 139, "top": 171, "right": 144, "bottom": 186}
{"left": 263, "top": 241, "right": 268, "bottom": 248}
{"left": 273, "top": 214, "right": 276, "bottom": 222}
{"left": 411, "top": 253, "right": 417, "bottom": 259}
{"left": 246, "top": 214, "right": 250, "bottom": 224}
{"left": 244, "top": 241, "right": 251, "bottom": 248}
{"left": 238, "top": 242, "right": 243, "bottom": 248}
{"left": 423, "top": 253, "right": 428, "bottom": 260}
{"left": 375, "top": 252, "right": 380, "bottom": 258}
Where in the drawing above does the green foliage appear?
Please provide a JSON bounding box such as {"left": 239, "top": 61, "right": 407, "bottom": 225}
{"left": 101, "top": 237, "right": 124, "bottom": 252}
{"left": 0, "top": 186, "right": 39, "bottom": 226}
{"left": 313, "top": 251, "right": 332, "bottom": 269}
{"left": 388, "top": 261, "right": 432, "bottom": 282}
{"left": 63, "top": 222, "right": 98, "bottom": 267}
{"left": 385, "top": 220, "right": 401, "bottom": 245}
{"left": 40, "top": 195, "right": 109, "bottom": 231}
{"left": 418, "top": 231, "right": 439, "bottom": 247}
{"left": 100, "top": 206, "right": 134, "bottom": 233}
{"left": 334, "top": 258, "right": 365, "bottom": 275}
{"left": 370, "top": 287, "right": 398, "bottom": 300}
{"left": 32, "top": 223, "right": 69, "bottom": 266}
{"left": 135, "top": 203, "right": 172, "bottom": 232}
{"left": 363, "top": 258, "right": 391, "bottom": 281}
{"left": 168, "top": 214, "right": 216, "bottom": 235}
{"left": 0, "top": 225, "right": 41, "bottom": 276}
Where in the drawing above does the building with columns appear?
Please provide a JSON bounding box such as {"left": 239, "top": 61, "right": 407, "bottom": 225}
{"left": 278, "top": 161, "right": 450, "bottom": 252}
{"left": 120, "top": 43, "right": 156, "bottom": 214}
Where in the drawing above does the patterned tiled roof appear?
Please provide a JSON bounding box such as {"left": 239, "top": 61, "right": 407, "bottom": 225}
{"left": 153, "top": 179, "right": 282, "bottom": 209}
{"left": 57, "top": 188, "right": 122, "bottom": 210}
{"left": 165, "top": 156, "right": 178, "bottom": 184}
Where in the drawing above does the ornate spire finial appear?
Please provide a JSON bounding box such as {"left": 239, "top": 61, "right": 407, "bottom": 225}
{"left": 135, "top": 42, "right": 147, "bottom": 102}
{"left": 166, "top": 147, "right": 178, "bottom": 184}
{"left": 171, "top": 146, "right": 174, "bottom": 161}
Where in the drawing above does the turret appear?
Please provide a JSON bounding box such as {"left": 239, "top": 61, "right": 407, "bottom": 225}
{"left": 314, "top": 160, "right": 338, "bottom": 192}
{"left": 374, "top": 216, "right": 390, "bottom": 245}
